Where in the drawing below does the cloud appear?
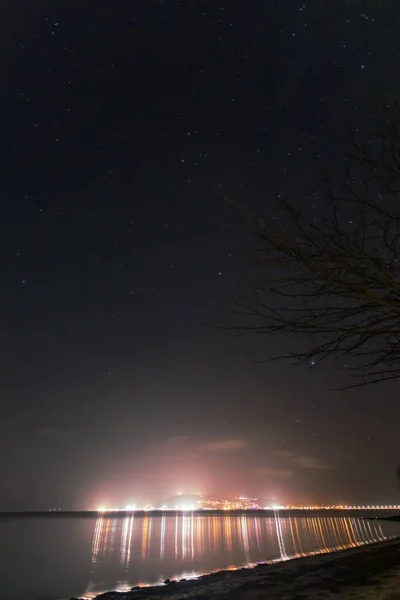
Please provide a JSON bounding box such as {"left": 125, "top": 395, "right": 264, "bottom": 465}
{"left": 293, "top": 455, "right": 332, "bottom": 470}
{"left": 273, "top": 450, "right": 296, "bottom": 458}
{"left": 164, "top": 436, "right": 189, "bottom": 445}
{"left": 255, "top": 467, "right": 293, "bottom": 478}
{"left": 203, "top": 439, "right": 247, "bottom": 452}
{"left": 35, "top": 427, "right": 58, "bottom": 438}
{"left": 272, "top": 449, "right": 333, "bottom": 471}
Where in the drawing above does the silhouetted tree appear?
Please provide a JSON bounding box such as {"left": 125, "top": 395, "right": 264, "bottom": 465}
{"left": 232, "top": 101, "right": 400, "bottom": 389}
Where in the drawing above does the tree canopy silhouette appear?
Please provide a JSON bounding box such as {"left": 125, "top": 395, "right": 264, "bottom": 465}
{"left": 233, "top": 101, "right": 400, "bottom": 389}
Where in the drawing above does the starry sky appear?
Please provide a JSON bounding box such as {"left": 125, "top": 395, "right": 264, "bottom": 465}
{"left": 1, "top": 0, "right": 399, "bottom": 510}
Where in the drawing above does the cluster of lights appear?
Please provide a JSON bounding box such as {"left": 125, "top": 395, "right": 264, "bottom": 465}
{"left": 285, "top": 505, "right": 400, "bottom": 510}
{"left": 198, "top": 496, "right": 261, "bottom": 510}
{"left": 97, "top": 503, "right": 400, "bottom": 513}
{"left": 98, "top": 504, "right": 136, "bottom": 513}
{"left": 97, "top": 504, "right": 196, "bottom": 513}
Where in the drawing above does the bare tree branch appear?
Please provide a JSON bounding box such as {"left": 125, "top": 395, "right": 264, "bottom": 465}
{"left": 230, "top": 99, "right": 400, "bottom": 389}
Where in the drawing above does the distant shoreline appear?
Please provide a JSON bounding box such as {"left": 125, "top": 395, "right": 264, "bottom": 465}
{"left": 1, "top": 508, "right": 400, "bottom": 518}
{"left": 73, "top": 536, "right": 400, "bottom": 600}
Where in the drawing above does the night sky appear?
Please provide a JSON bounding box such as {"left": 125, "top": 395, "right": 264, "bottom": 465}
{"left": 1, "top": 1, "right": 400, "bottom": 510}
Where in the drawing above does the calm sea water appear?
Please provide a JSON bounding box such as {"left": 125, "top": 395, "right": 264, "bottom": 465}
{"left": 0, "top": 513, "right": 399, "bottom": 600}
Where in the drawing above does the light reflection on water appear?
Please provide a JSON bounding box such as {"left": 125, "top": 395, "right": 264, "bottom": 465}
{"left": 83, "top": 514, "right": 391, "bottom": 598}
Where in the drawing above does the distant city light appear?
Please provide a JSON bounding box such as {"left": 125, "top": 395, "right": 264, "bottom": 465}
{"left": 95, "top": 500, "right": 400, "bottom": 514}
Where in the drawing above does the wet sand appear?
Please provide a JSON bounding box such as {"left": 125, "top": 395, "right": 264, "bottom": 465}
{"left": 75, "top": 537, "right": 400, "bottom": 600}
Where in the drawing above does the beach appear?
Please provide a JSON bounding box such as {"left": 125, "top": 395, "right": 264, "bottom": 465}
{"left": 79, "top": 537, "right": 400, "bottom": 600}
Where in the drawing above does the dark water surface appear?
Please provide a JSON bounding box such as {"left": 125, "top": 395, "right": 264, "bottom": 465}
{"left": 0, "top": 513, "right": 399, "bottom": 599}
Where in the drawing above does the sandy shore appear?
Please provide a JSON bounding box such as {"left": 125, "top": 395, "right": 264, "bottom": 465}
{"left": 73, "top": 536, "right": 400, "bottom": 600}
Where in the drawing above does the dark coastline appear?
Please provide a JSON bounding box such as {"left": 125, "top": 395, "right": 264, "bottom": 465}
{"left": 70, "top": 537, "right": 400, "bottom": 600}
